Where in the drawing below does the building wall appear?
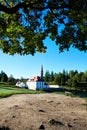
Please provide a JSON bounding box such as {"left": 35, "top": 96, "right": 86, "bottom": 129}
{"left": 26, "top": 81, "right": 59, "bottom": 90}
{"left": 16, "top": 81, "right": 26, "bottom": 88}
{"left": 26, "top": 81, "right": 46, "bottom": 90}
{"left": 48, "top": 85, "right": 59, "bottom": 88}
{"left": 27, "top": 81, "right": 37, "bottom": 90}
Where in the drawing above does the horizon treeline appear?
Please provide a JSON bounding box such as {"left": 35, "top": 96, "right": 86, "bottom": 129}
{"left": 0, "top": 69, "right": 87, "bottom": 91}
{"left": 0, "top": 71, "right": 18, "bottom": 85}
{"left": 44, "top": 70, "right": 87, "bottom": 91}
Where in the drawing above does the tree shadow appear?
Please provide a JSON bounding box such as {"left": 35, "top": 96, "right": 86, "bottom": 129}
{"left": 43, "top": 87, "right": 66, "bottom": 93}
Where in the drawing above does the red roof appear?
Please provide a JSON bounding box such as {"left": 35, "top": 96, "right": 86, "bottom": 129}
{"left": 29, "top": 76, "right": 43, "bottom": 82}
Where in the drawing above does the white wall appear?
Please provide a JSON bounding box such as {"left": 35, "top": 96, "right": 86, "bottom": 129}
{"left": 48, "top": 85, "right": 60, "bottom": 88}
{"left": 26, "top": 81, "right": 45, "bottom": 90}
{"left": 16, "top": 81, "right": 26, "bottom": 88}
{"left": 26, "top": 80, "right": 60, "bottom": 90}
{"left": 26, "top": 81, "right": 37, "bottom": 90}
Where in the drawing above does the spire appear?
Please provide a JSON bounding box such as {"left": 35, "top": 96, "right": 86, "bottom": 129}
{"left": 41, "top": 65, "right": 43, "bottom": 81}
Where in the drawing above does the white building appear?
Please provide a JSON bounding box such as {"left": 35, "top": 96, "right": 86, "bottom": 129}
{"left": 26, "top": 66, "right": 59, "bottom": 90}
{"left": 16, "top": 81, "right": 26, "bottom": 88}
{"left": 16, "top": 66, "right": 59, "bottom": 90}
{"left": 26, "top": 76, "right": 47, "bottom": 90}
{"left": 26, "top": 66, "right": 48, "bottom": 90}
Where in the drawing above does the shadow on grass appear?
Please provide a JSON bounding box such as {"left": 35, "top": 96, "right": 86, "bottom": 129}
{"left": 69, "top": 89, "right": 87, "bottom": 99}
{"left": 75, "top": 92, "right": 87, "bottom": 98}
{"left": 40, "top": 87, "right": 66, "bottom": 93}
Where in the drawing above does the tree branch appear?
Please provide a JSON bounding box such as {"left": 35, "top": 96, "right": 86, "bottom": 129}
{"left": 0, "top": 2, "right": 26, "bottom": 14}
{"left": 0, "top": 2, "right": 65, "bottom": 14}
{"left": 4, "top": 0, "right": 11, "bottom": 7}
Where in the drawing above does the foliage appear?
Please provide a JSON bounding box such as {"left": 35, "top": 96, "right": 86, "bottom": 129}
{"left": 0, "top": 0, "right": 87, "bottom": 55}
{"left": 0, "top": 71, "right": 8, "bottom": 82}
{"left": 54, "top": 73, "right": 61, "bottom": 85}
{"left": 44, "top": 69, "right": 87, "bottom": 92}
{"left": 49, "top": 71, "right": 54, "bottom": 82}
{"left": 44, "top": 70, "right": 50, "bottom": 82}
{"left": 8, "top": 76, "right": 17, "bottom": 85}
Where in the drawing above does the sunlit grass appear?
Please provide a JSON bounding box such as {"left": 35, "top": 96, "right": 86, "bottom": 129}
{"left": 0, "top": 82, "right": 87, "bottom": 99}
{"left": 0, "top": 83, "right": 42, "bottom": 98}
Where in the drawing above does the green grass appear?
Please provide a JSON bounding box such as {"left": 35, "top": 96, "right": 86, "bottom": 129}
{"left": 63, "top": 86, "right": 87, "bottom": 99}
{"left": 0, "top": 87, "right": 40, "bottom": 98}
{"left": 52, "top": 91, "right": 65, "bottom": 95}
{"left": 0, "top": 82, "right": 87, "bottom": 99}
{"left": 0, "top": 82, "right": 42, "bottom": 98}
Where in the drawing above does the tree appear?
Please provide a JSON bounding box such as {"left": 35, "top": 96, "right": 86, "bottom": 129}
{"left": 67, "top": 78, "right": 72, "bottom": 87}
{"left": 0, "top": 71, "right": 8, "bottom": 82}
{"left": 54, "top": 73, "right": 61, "bottom": 85}
{"left": 49, "top": 71, "right": 54, "bottom": 82}
{"left": 0, "top": 73, "right": 2, "bottom": 81}
{"left": 8, "top": 75, "right": 16, "bottom": 85}
{"left": 69, "top": 70, "right": 75, "bottom": 79}
{"left": 72, "top": 78, "right": 78, "bottom": 88}
{"left": 44, "top": 70, "right": 50, "bottom": 82}
{"left": 81, "top": 71, "right": 87, "bottom": 82}
{"left": 61, "top": 69, "right": 66, "bottom": 86}
{"left": 0, "top": 0, "right": 87, "bottom": 55}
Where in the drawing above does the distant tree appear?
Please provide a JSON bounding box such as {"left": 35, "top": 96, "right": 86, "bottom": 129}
{"left": 44, "top": 70, "right": 50, "bottom": 82}
{"left": 81, "top": 72, "right": 87, "bottom": 82}
{"left": 65, "top": 70, "right": 69, "bottom": 84}
{"left": 8, "top": 75, "right": 16, "bottom": 85}
{"left": 78, "top": 72, "right": 84, "bottom": 82}
{"left": 54, "top": 73, "right": 61, "bottom": 85}
{"left": 0, "top": 71, "right": 8, "bottom": 82}
{"left": 69, "top": 70, "right": 75, "bottom": 79}
{"left": 60, "top": 70, "right": 67, "bottom": 86}
{"left": 0, "top": 73, "right": 1, "bottom": 81}
{"left": 67, "top": 79, "right": 72, "bottom": 87}
{"left": 73, "top": 73, "right": 79, "bottom": 82}
{"left": 49, "top": 71, "right": 54, "bottom": 82}
{"left": 72, "top": 78, "right": 78, "bottom": 88}
{"left": 74, "top": 70, "right": 78, "bottom": 75}
{"left": 20, "top": 77, "right": 27, "bottom": 83}
{"left": 0, "top": 0, "right": 87, "bottom": 55}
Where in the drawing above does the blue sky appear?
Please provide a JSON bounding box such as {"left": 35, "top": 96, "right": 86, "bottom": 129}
{"left": 0, "top": 37, "right": 87, "bottom": 79}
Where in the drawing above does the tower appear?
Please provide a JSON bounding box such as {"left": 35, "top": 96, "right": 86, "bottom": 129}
{"left": 41, "top": 65, "right": 43, "bottom": 81}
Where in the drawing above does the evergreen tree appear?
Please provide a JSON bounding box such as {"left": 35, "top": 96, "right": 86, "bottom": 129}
{"left": 49, "top": 71, "right": 54, "bottom": 82}
{"left": 0, "top": 71, "right": 8, "bottom": 82}
{"left": 44, "top": 70, "right": 50, "bottom": 82}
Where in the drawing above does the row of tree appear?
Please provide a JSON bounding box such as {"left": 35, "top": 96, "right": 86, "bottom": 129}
{"left": 0, "top": 71, "right": 17, "bottom": 85}
{"left": 0, "top": 69, "right": 87, "bottom": 91}
{"left": 44, "top": 70, "right": 87, "bottom": 91}
{"left": 0, "top": 71, "right": 27, "bottom": 85}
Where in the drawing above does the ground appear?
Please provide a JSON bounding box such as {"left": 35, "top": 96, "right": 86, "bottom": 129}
{"left": 0, "top": 94, "right": 87, "bottom": 130}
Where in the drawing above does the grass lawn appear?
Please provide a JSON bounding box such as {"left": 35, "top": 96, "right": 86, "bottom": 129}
{"left": 0, "top": 87, "right": 40, "bottom": 98}
{"left": 0, "top": 82, "right": 66, "bottom": 98}
{"left": 0, "top": 82, "right": 87, "bottom": 100}
{"left": 0, "top": 82, "right": 42, "bottom": 98}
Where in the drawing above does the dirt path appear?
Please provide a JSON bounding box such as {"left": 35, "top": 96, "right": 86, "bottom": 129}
{"left": 0, "top": 94, "right": 87, "bottom": 130}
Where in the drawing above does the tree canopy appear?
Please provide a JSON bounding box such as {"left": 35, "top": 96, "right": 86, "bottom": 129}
{"left": 0, "top": 0, "right": 87, "bottom": 55}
